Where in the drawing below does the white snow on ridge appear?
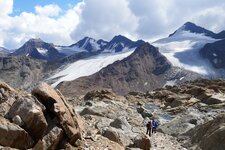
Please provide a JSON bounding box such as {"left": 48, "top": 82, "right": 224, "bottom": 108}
{"left": 153, "top": 31, "right": 218, "bottom": 75}
{"left": 36, "top": 48, "right": 48, "bottom": 55}
{"left": 55, "top": 46, "right": 87, "bottom": 55}
{"left": 50, "top": 49, "right": 135, "bottom": 87}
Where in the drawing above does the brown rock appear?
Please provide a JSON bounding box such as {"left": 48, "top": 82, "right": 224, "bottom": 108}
{"left": 32, "top": 82, "right": 82, "bottom": 144}
{"left": 131, "top": 134, "right": 151, "bottom": 150}
{"left": 84, "top": 89, "right": 117, "bottom": 101}
{"left": 34, "top": 126, "right": 63, "bottom": 150}
{"left": 0, "top": 116, "right": 34, "bottom": 149}
{"left": 6, "top": 97, "right": 47, "bottom": 141}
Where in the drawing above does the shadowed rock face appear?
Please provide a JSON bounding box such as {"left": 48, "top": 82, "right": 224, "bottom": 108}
{"left": 200, "top": 39, "right": 225, "bottom": 69}
{"left": 57, "top": 42, "right": 172, "bottom": 96}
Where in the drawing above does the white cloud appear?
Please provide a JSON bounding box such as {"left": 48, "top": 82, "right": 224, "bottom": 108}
{"left": 71, "top": 0, "right": 139, "bottom": 41}
{"left": 0, "top": 1, "right": 83, "bottom": 49}
{"left": 35, "top": 4, "right": 62, "bottom": 17}
{"left": 0, "top": 0, "right": 225, "bottom": 49}
{"left": 0, "top": 0, "right": 13, "bottom": 16}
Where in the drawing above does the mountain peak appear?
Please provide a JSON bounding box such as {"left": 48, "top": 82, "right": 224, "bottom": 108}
{"left": 27, "top": 38, "right": 44, "bottom": 43}
{"left": 169, "top": 21, "right": 216, "bottom": 37}
{"left": 111, "top": 35, "right": 131, "bottom": 42}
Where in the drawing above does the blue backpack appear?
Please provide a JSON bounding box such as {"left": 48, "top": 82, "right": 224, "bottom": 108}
{"left": 154, "top": 121, "right": 159, "bottom": 128}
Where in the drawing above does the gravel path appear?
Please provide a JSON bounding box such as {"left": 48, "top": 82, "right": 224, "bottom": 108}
{"left": 150, "top": 132, "right": 187, "bottom": 150}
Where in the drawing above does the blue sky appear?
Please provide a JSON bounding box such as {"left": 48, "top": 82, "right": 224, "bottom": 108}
{"left": 13, "top": 0, "right": 81, "bottom": 15}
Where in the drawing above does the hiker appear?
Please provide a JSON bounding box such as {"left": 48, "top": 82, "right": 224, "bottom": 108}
{"left": 146, "top": 119, "right": 153, "bottom": 136}
{"left": 152, "top": 119, "right": 159, "bottom": 133}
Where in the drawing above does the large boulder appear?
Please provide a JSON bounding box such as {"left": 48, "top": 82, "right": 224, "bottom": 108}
{"left": 32, "top": 82, "right": 82, "bottom": 144}
{"left": 110, "top": 116, "right": 132, "bottom": 131}
{"left": 0, "top": 116, "right": 34, "bottom": 149}
{"left": 186, "top": 113, "right": 225, "bottom": 150}
{"left": 129, "top": 134, "right": 151, "bottom": 150}
{"left": 33, "top": 126, "right": 63, "bottom": 150}
{"left": 6, "top": 97, "right": 47, "bottom": 141}
{"left": 101, "top": 127, "right": 132, "bottom": 147}
{"left": 202, "top": 93, "right": 225, "bottom": 105}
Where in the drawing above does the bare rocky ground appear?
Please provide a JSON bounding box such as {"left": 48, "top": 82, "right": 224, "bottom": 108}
{"left": 1, "top": 79, "right": 225, "bottom": 149}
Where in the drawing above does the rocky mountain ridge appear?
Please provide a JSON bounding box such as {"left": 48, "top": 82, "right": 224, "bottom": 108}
{"left": 57, "top": 42, "right": 201, "bottom": 96}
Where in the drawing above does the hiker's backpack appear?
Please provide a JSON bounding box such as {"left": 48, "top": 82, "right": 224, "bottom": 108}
{"left": 146, "top": 122, "right": 150, "bottom": 127}
{"left": 154, "top": 121, "right": 159, "bottom": 128}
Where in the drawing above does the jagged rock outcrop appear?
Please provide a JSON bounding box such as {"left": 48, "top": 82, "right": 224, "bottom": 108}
{"left": 0, "top": 81, "right": 83, "bottom": 149}
{"left": 32, "top": 82, "right": 82, "bottom": 144}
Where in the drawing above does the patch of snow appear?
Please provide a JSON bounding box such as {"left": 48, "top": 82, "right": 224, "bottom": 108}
{"left": 213, "top": 53, "right": 217, "bottom": 57}
{"left": 153, "top": 31, "right": 220, "bottom": 76}
{"left": 144, "top": 82, "right": 148, "bottom": 86}
{"left": 55, "top": 46, "right": 87, "bottom": 55}
{"left": 179, "top": 77, "right": 185, "bottom": 80}
{"left": 36, "top": 48, "right": 48, "bottom": 55}
{"left": 164, "top": 79, "right": 177, "bottom": 87}
{"left": 49, "top": 49, "right": 135, "bottom": 87}
{"left": 89, "top": 39, "right": 100, "bottom": 51}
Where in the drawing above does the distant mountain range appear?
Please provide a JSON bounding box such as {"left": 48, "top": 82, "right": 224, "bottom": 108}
{"left": 0, "top": 21, "right": 225, "bottom": 95}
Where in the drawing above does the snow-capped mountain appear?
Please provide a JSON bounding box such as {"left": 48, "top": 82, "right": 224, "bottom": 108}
{"left": 48, "top": 35, "right": 145, "bottom": 86}
{"left": 56, "top": 37, "right": 108, "bottom": 55}
{"left": 56, "top": 43, "right": 200, "bottom": 96}
{"left": 56, "top": 35, "right": 145, "bottom": 55}
{"left": 153, "top": 22, "right": 225, "bottom": 78}
{"left": 103, "top": 35, "right": 145, "bottom": 53}
{"left": 11, "top": 38, "right": 65, "bottom": 61}
{"left": 169, "top": 22, "right": 216, "bottom": 38}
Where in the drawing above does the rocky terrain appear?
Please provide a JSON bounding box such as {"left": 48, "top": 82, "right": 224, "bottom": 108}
{"left": 57, "top": 43, "right": 201, "bottom": 96}
{"left": 0, "top": 56, "right": 49, "bottom": 90}
{"left": 1, "top": 79, "right": 225, "bottom": 149}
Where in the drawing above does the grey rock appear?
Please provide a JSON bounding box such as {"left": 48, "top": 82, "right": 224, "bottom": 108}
{"left": 110, "top": 116, "right": 132, "bottom": 131}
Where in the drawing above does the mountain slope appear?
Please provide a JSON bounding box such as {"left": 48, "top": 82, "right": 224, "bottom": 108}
{"left": 0, "top": 56, "right": 47, "bottom": 89}
{"left": 11, "top": 38, "right": 65, "bottom": 61}
{"left": 0, "top": 47, "right": 10, "bottom": 57}
{"left": 56, "top": 43, "right": 200, "bottom": 96}
{"left": 200, "top": 39, "right": 225, "bottom": 69}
